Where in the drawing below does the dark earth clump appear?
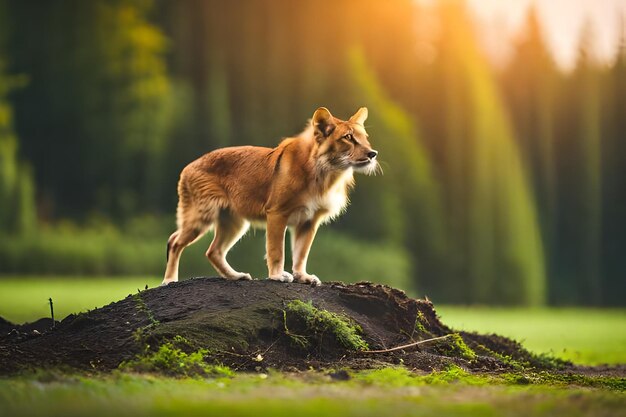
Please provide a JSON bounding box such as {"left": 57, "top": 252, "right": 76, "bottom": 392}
{"left": 0, "top": 278, "right": 622, "bottom": 376}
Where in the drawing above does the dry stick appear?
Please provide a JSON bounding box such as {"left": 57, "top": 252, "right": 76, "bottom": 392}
{"left": 48, "top": 297, "right": 55, "bottom": 328}
{"left": 360, "top": 334, "right": 454, "bottom": 354}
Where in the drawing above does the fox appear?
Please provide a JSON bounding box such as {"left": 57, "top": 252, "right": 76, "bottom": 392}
{"left": 162, "top": 107, "right": 378, "bottom": 286}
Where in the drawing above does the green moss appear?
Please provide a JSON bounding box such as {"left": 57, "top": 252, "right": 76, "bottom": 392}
{"left": 433, "top": 333, "right": 477, "bottom": 361}
{"left": 523, "top": 371, "right": 626, "bottom": 391}
{"left": 284, "top": 300, "right": 369, "bottom": 352}
{"left": 119, "top": 336, "right": 233, "bottom": 378}
{"left": 423, "top": 365, "right": 487, "bottom": 385}
{"left": 355, "top": 367, "right": 417, "bottom": 386}
{"left": 527, "top": 352, "right": 569, "bottom": 370}
{"left": 414, "top": 311, "right": 431, "bottom": 335}
{"left": 473, "top": 343, "right": 525, "bottom": 370}
{"left": 132, "top": 292, "right": 159, "bottom": 326}
{"left": 472, "top": 341, "right": 567, "bottom": 371}
{"left": 353, "top": 366, "right": 625, "bottom": 391}
{"left": 354, "top": 365, "right": 490, "bottom": 386}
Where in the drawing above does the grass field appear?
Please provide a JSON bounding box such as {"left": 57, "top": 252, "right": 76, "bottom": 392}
{"left": 0, "top": 276, "right": 160, "bottom": 323}
{"left": 0, "top": 276, "right": 625, "bottom": 366}
{"left": 438, "top": 306, "right": 626, "bottom": 365}
{"left": 1, "top": 277, "right": 624, "bottom": 417}
{"left": 0, "top": 369, "right": 624, "bottom": 417}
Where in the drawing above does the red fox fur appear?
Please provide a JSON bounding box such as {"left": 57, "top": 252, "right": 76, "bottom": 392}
{"left": 163, "top": 107, "right": 378, "bottom": 286}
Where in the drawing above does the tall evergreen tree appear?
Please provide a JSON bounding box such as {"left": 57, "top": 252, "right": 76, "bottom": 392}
{"left": 343, "top": 49, "right": 447, "bottom": 293}
{"left": 554, "top": 21, "right": 603, "bottom": 304}
{"left": 501, "top": 7, "right": 560, "bottom": 302}
{"left": 430, "top": 2, "right": 546, "bottom": 305}
{"left": 0, "top": 0, "right": 36, "bottom": 235}
{"left": 600, "top": 16, "right": 626, "bottom": 305}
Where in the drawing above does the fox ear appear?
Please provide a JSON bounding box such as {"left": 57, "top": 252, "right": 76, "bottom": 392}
{"left": 312, "top": 107, "right": 336, "bottom": 139}
{"left": 349, "top": 107, "right": 368, "bottom": 126}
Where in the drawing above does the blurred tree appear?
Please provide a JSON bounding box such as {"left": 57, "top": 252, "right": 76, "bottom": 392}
{"left": 554, "top": 21, "right": 603, "bottom": 304}
{"left": 429, "top": 2, "right": 546, "bottom": 305}
{"left": 341, "top": 49, "right": 447, "bottom": 292}
{"left": 600, "top": 18, "right": 626, "bottom": 305}
{"left": 0, "top": 0, "right": 36, "bottom": 235}
{"left": 501, "top": 7, "right": 560, "bottom": 302}
{"left": 8, "top": 0, "right": 173, "bottom": 220}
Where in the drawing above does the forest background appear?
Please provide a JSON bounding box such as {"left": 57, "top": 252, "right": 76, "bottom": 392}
{"left": 1, "top": 0, "right": 624, "bottom": 307}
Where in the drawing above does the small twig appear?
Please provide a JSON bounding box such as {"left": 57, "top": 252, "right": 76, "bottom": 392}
{"left": 260, "top": 338, "right": 279, "bottom": 357}
{"left": 408, "top": 311, "right": 420, "bottom": 341}
{"left": 48, "top": 298, "right": 55, "bottom": 328}
{"left": 216, "top": 349, "right": 249, "bottom": 358}
{"left": 360, "top": 334, "right": 454, "bottom": 354}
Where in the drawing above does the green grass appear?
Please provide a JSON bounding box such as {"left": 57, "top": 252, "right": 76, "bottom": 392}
{"left": 120, "top": 336, "right": 234, "bottom": 378}
{"left": 0, "top": 276, "right": 160, "bottom": 323}
{"left": 0, "top": 277, "right": 624, "bottom": 366}
{"left": 438, "top": 306, "right": 626, "bottom": 366}
{"left": 0, "top": 371, "right": 623, "bottom": 417}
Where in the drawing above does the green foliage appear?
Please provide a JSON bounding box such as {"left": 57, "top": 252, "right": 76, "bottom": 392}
{"left": 428, "top": 3, "right": 547, "bottom": 305}
{"left": 0, "top": 5, "right": 35, "bottom": 235}
{"left": 432, "top": 333, "right": 477, "bottom": 362}
{"left": 8, "top": 0, "right": 174, "bottom": 218}
{"left": 345, "top": 49, "right": 447, "bottom": 290}
{"left": 120, "top": 336, "right": 233, "bottom": 378}
{"left": 0, "top": 221, "right": 165, "bottom": 275}
{"left": 284, "top": 300, "right": 369, "bottom": 352}
{"left": 0, "top": 220, "right": 412, "bottom": 292}
{"left": 414, "top": 311, "right": 432, "bottom": 336}
{"left": 303, "top": 231, "right": 413, "bottom": 291}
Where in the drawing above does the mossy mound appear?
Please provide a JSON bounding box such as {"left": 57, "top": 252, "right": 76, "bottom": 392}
{"left": 0, "top": 278, "right": 569, "bottom": 375}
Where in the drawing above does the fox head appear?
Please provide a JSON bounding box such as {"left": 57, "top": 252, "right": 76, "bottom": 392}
{"left": 312, "top": 107, "right": 379, "bottom": 175}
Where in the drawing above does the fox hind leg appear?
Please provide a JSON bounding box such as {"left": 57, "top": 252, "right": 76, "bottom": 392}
{"left": 162, "top": 223, "right": 209, "bottom": 285}
{"left": 206, "top": 209, "right": 251, "bottom": 280}
{"left": 163, "top": 196, "right": 216, "bottom": 285}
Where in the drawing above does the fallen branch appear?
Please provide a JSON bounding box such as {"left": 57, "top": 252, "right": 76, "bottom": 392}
{"left": 361, "top": 334, "right": 454, "bottom": 354}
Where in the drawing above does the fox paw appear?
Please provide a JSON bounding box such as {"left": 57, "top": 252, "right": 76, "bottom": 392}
{"left": 268, "top": 271, "right": 294, "bottom": 283}
{"left": 294, "top": 272, "right": 321, "bottom": 286}
{"left": 225, "top": 272, "right": 252, "bottom": 281}
{"left": 161, "top": 278, "right": 178, "bottom": 286}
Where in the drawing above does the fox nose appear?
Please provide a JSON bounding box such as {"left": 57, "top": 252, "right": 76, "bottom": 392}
{"left": 367, "top": 150, "right": 378, "bottom": 159}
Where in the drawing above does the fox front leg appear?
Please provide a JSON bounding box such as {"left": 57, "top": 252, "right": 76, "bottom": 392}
{"left": 265, "top": 213, "right": 293, "bottom": 282}
{"left": 291, "top": 218, "right": 322, "bottom": 286}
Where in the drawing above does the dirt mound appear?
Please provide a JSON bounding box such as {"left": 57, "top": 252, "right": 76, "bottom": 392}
{"left": 0, "top": 278, "right": 570, "bottom": 375}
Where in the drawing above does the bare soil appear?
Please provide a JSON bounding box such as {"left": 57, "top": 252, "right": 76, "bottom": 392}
{"left": 0, "top": 277, "right": 623, "bottom": 376}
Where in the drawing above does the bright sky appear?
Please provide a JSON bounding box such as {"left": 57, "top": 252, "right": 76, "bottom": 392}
{"left": 464, "top": 0, "right": 626, "bottom": 69}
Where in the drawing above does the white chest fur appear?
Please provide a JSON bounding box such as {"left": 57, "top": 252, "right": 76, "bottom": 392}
{"left": 288, "top": 169, "right": 353, "bottom": 226}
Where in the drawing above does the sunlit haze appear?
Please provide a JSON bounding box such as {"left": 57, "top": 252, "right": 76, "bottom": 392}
{"left": 422, "top": 0, "right": 626, "bottom": 69}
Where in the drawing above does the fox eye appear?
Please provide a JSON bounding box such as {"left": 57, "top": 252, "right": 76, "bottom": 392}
{"left": 343, "top": 134, "right": 357, "bottom": 145}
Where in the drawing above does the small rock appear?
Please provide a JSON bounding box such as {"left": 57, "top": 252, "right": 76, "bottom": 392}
{"left": 328, "top": 370, "right": 351, "bottom": 381}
